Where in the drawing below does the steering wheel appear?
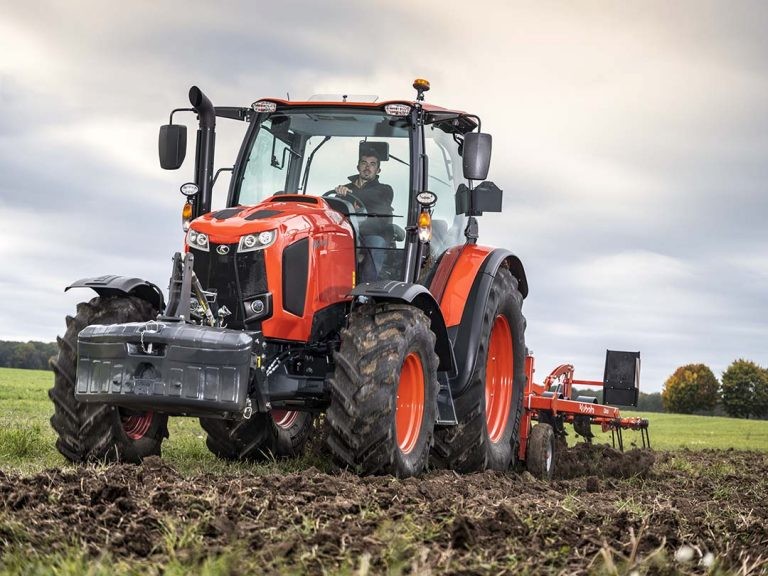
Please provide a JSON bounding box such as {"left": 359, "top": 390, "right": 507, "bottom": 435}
{"left": 323, "top": 190, "right": 368, "bottom": 219}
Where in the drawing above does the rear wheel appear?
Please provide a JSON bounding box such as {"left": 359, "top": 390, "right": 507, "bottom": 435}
{"left": 526, "top": 423, "right": 556, "bottom": 480}
{"left": 49, "top": 296, "right": 169, "bottom": 463}
{"left": 326, "top": 303, "right": 438, "bottom": 477}
{"left": 433, "top": 267, "right": 526, "bottom": 472}
{"left": 200, "top": 410, "right": 313, "bottom": 461}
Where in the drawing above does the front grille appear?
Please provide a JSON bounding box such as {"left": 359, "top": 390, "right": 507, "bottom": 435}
{"left": 192, "top": 245, "right": 267, "bottom": 329}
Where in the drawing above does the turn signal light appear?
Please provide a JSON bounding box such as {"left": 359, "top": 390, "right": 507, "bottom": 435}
{"left": 182, "top": 202, "right": 193, "bottom": 231}
{"left": 418, "top": 211, "right": 432, "bottom": 242}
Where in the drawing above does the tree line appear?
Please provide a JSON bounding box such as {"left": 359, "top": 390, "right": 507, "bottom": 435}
{"left": 662, "top": 360, "right": 768, "bottom": 419}
{"left": 0, "top": 340, "right": 57, "bottom": 371}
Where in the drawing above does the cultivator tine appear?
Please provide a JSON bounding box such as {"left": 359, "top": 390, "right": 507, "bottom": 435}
{"left": 610, "top": 426, "right": 624, "bottom": 451}
{"left": 604, "top": 417, "right": 650, "bottom": 451}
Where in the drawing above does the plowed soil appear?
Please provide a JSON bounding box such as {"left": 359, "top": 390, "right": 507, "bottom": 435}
{"left": 1, "top": 446, "right": 766, "bottom": 574}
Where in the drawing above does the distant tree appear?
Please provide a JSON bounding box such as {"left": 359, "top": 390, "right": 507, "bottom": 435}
{"left": 10, "top": 342, "right": 38, "bottom": 369}
{"left": 662, "top": 364, "right": 719, "bottom": 414}
{"left": 0, "top": 340, "right": 57, "bottom": 370}
{"left": 721, "top": 359, "right": 768, "bottom": 419}
{"left": 636, "top": 392, "right": 664, "bottom": 413}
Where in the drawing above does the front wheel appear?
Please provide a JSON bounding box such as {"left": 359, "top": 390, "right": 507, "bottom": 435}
{"left": 326, "top": 303, "right": 439, "bottom": 477}
{"left": 49, "top": 296, "right": 169, "bottom": 463}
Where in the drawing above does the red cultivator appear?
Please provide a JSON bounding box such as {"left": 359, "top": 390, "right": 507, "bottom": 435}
{"left": 519, "top": 350, "right": 650, "bottom": 479}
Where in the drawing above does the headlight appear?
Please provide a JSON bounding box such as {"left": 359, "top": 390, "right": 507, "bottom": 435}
{"left": 186, "top": 228, "right": 209, "bottom": 252}
{"left": 251, "top": 100, "right": 277, "bottom": 113}
{"left": 385, "top": 103, "right": 412, "bottom": 116}
{"left": 238, "top": 229, "right": 277, "bottom": 252}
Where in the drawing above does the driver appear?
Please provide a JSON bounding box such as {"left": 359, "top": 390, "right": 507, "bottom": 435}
{"left": 334, "top": 147, "right": 394, "bottom": 279}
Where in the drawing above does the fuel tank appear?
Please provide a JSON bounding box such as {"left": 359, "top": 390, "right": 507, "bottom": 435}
{"left": 186, "top": 194, "right": 356, "bottom": 342}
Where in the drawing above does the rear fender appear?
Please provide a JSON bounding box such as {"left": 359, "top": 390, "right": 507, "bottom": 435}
{"left": 66, "top": 275, "right": 165, "bottom": 312}
{"left": 435, "top": 247, "right": 528, "bottom": 398}
{"left": 433, "top": 245, "right": 527, "bottom": 327}
{"left": 349, "top": 281, "right": 455, "bottom": 373}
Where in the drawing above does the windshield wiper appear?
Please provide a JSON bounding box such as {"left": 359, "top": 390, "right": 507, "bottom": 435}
{"left": 300, "top": 136, "right": 331, "bottom": 192}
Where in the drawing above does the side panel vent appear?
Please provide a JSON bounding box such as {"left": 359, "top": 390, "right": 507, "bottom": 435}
{"left": 282, "top": 238, "right": 309, "bottom": 316}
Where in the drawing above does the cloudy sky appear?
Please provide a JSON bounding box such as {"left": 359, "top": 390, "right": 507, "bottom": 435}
{"left": 1, "top": 1, "right": 766, "bottom": 393}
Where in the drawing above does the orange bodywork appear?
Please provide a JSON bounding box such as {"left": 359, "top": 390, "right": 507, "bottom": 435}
{"left": 432, "top": 244, "right": 495, "bottom": 328}
{"left": 189, "top": 195, "right": 355, "bottom": 342}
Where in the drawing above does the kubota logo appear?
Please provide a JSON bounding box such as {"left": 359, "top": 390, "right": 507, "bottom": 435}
{"left": 216, "top": 245, "right": 230, "bottom": 255}
{"left": 578, "top": 403, "right": 595, "bottom": 414}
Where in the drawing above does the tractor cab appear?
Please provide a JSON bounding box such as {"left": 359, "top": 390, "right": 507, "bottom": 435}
{"left": 229, "top": 101, "right": 472, "bottom": 280}
{"left": 161, "top": 80, "right": 499, "bottom": 288}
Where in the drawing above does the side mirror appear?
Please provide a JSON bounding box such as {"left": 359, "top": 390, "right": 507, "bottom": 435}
{"left": 159, "top": 124, "right": 187, "bottom": 170}
{"left": 462, "top": 133, "right": 492, "bottom": 180}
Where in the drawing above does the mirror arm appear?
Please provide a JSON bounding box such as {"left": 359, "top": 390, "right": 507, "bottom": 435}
{"left": 463, "top": 114, "right": 482, "bottom": 133}
{"left": 300, "top": 136, "right": 331, "bottom": 192}
{"left": 169, "top": 108, "right": 195, "bottom": 125}
{"left": 212, "top": 167, "right": 233, "bottom": 188}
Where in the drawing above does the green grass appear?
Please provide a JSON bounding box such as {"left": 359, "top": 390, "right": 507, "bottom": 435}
{"left": 0, "top": 368, "right": 61, "bottom": 471}
{"left": 1, "top": 366, "right": 767, "bottom": 475}
{"left": 618, "top": 410, "right": 768, "bottom": 451}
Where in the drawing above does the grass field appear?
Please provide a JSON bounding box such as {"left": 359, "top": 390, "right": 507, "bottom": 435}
{"left": 1, "top": 366, "right": 767, "bottom": 475}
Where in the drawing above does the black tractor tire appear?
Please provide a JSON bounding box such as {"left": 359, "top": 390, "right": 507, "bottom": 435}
{"left": 526, "top": 423, "right": 556, "bottom": 480}
{"left": 432, "top": 267, "right": 526, "bottom": 472}
{"left": 49, "top": 296, "right": 169, "bottom": 463}
{"left": 326, "top": 303, "right": 439, "bottom": 477}
{"left": 199, "top": 410, "right": 313, "bottom": 461}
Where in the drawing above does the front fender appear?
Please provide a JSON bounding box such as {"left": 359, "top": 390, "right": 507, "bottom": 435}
{"left": 66, "top": 275, "right": 165, "bottom": 312}
{"left": 349, "top": 281, "right": 455, "bottom": 373}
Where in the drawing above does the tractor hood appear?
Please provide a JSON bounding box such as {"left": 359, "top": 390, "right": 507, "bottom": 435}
{"left": 186, "top": 194, "right": 352, "bottom": 246}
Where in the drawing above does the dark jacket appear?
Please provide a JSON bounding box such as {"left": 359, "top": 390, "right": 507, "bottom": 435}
{"left": 342, "top": 175, "right": 394, "bottom": 238}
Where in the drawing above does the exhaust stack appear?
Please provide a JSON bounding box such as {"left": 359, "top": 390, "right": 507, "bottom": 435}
{"left": 189, "top": 86, "right": 216, "bottom": 217}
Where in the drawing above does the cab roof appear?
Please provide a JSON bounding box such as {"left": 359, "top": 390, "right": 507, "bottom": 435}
{"left": 252, "top": 98, "right": 479, "bottom": 133}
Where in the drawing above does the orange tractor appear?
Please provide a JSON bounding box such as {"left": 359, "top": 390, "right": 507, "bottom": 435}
{"left": 50, "top": 80, "right": 644, "bottom": 477}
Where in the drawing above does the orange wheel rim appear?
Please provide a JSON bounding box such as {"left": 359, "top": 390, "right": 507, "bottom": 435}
{"left": 121, "top": 411, "right": 154, "bottom": 440}
{"left": 271, "top": 410, "right": 299, "bottom": 430}
{"left": 485, "top": 314, "right": 513, "bottom": 443}
{"left": 396, "top": 352, "right": 425, "bottom": 454}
